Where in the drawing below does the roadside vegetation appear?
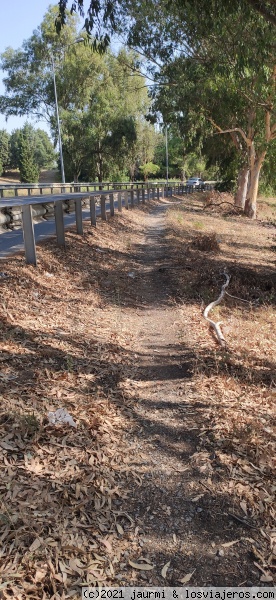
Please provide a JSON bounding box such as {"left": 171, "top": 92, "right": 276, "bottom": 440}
{"left": 0, "top": 2, "right": 275, "bottom": 206}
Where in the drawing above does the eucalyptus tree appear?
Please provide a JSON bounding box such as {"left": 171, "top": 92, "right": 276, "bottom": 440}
{"left": 114, "top": 0, "right": 275, "bottom": 218}
{"left": 55, "top": 0, "right": 275, "bottom": 216}
{"left": 56, "top": 0, "right": 276, "bottom": 46}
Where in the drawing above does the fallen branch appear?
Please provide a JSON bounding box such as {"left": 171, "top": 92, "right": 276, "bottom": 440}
{"left": 203, "top": 273, "right": 230, "bottom": 346}
{"left": 203, "top": 201, "right": 242, "bottom": 211}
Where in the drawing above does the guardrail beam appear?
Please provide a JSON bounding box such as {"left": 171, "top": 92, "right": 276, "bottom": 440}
{"left": 90, "top": 197, "right": 96, "bottom": 226}
{"left": 75, "top": 198, "right": 83, "bottom": 234}
{"left": 110, "top": 193, "right": 115, "bottom": 217}
{"left": 101, "top": 195, "right": 107, "bottom": 220}
{"left": 21, "top": 205, "right": 37, "bottom": 266}
{"left": 54, "top": 200, "right": 66, "bottom": 247}
{"left": 118, "top": 192, "right": 122, "bottom": 212}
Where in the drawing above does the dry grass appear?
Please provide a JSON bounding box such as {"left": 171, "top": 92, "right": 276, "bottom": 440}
{"left": 0, "top": 170, "right": 61, "bottom": 186}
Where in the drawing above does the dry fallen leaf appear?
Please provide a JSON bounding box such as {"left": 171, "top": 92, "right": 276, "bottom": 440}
{"left": 222, "top": 539, "right": 240, "bottom": 548}
{"left": 116, "top": 523, "right": 124, "bottom": 535}
{"left": 179, "top": 570, "right": 195, "bottom": 584}
{"left": 191, "top": 494, "right": 204, "bottom": 502}
{"left": 34, "top": 568, "right": 47, "bottom": 583}
{"left": 129, "top": 560, "right": 154, "bottom": 570}
{"left": 240, "top": 501, "right": 247, "bottom": 515}
{"left": 161, "top": 561, "right": 170, "bottom": 578}
{"left": 29, "top": 537, "right": 43, "bottom": 552}
{"left": 260, "top": 574, "right": 273, "bottom": 583}
{"left": 100, "top": 538, "right": 113, "bottom": 553}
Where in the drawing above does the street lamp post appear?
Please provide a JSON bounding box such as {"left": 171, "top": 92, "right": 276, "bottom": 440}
{"left": 51, "top": 53, "right": 65, "bottom": 184}
{"left": 50, "top": 38, "right": 84, "bottom": 184}
{"left": 165, "top": 124, "right": 169, "bottom": 187}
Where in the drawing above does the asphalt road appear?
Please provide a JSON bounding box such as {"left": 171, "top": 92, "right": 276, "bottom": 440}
{"left": 0, "top": 203, "right": 106, "bottom": 260}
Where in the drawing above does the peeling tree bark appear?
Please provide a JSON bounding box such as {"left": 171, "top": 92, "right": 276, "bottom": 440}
{"left": 244, "top": 149, "right": 266, "bottom": 219}
{"left": 234, "top": 165, "right": 249, "bottom": 209}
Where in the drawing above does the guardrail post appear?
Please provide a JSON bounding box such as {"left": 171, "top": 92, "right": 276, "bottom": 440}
{"left": 130, "top": 189, "right": 134, "bottom": 207}
{"left": 157, "top": 187, "right": 160, "bottom": 200}
{"left": 118, "top": 192, "right": 122, "bottom": 212}
{"left": 22, "top": 204, "right": 37, "bottom": 266}
{"left": 142, "top": 188, "right": 145, "bottom": 204}
{"left": 137, "top": 188, "right": 140, "bottom": 204}
{"left": 110, "top": 193, "right": 114, "bottom": 217}
{"left": 90, "top": 197, "right": 96, "bottom": 226}
{"left": 54, "top": 200, "right": 66, "bottom": 247}
{"left": 75, "top": 198, "right": 83, "bottom": 234}
{"left": 124, "top": 190, "right": 129, "bottom": 209}
{"left": 101, "top": 195, "right": 107, "bottom": 220}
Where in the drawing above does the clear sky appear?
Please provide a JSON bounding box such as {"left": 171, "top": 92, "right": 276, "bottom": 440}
{"left": 0, "top": 1, "right": 57, "bottom": 135}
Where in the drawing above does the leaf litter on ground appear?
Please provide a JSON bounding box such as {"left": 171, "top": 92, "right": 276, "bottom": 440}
{"left": 0, "top": 194, "right": 275, "bottom": 595}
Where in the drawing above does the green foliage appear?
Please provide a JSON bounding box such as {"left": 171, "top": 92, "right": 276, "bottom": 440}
{"left": 18, "top": 125, "right": 39, "bottom": 183}
{"left": 33, "top": 129, "right": 56, "bottom": 168}
{"left": 182, "top": 153, "right": 206, "bottom": 179}
{"left": 9, "top": 125, "right": 55, "bottom": 170}
{"left": 0, "top": 130, "right": 10, "bottom": 174}
{"left": 139, "top": 162, "right": 160, "bottom": 180}
{"left": 259, "top": 146, "right": 276, "bottom": 196}
{"left": 0, "top": 9, "right": 157, "bottom": 182}
{"left": 142, "top": 0, "right": 275, "bottom": 209}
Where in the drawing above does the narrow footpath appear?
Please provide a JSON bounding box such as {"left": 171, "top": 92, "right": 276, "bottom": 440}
{"left": 110, "top": 202, "right": 256, "bottom": 587}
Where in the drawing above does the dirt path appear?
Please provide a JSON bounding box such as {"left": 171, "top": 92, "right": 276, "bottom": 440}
{"left": 109, "top": 203, "right": 256, "bottom": 587}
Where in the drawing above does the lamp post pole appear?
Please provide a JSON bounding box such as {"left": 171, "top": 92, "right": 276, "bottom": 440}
{"left": 50, "top": 40, "right": 84, "bottom": 185}
{"left": 51, "top": 53, "right": 66, "bottom": 184}
{"left": 165, "top": 124, "right": 169, "bottom": 187}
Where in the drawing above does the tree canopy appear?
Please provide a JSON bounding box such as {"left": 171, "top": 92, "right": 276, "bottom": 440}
{"left": 0, "top": 6, "right": 158, "bottom": 182}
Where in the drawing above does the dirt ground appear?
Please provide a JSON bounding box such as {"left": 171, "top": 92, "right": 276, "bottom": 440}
{"left": 0, "top": 170, "right": 60, "bottom": 185}
{"left": 0, "top": 193, "right": 275, "bottom": 598}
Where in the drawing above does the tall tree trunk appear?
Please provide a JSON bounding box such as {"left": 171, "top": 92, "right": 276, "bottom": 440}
{"left": 244, "top": 151, "right": 266, "bottom": 219}
{"left": 97, "top": 155, "right": 103, "bottom": 183}
{"left": 234, "top": 165, "right": 249, "bottom": 208}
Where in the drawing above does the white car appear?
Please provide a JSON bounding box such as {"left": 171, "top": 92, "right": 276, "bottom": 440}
{"left": 186, "top": 177, "right": 205, "bottom": 189}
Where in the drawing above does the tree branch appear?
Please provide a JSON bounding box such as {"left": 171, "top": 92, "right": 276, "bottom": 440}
{"left": 213, "top": 126, "right": 251, "bottom": 146}
{"left": 203, "top": 273, "right": 231, "bottom": 347}
{"left": 245, "top": 0, "right": 276, "bottom": 27}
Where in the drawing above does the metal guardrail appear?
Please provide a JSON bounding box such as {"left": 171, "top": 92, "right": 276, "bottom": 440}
{"left": 0, "top": 180, "right": 214, "bottom": 197}
{"left": 0, "top": 181, "right": 179, "bottom": 197}
{"left": 0, "top": 182, "right": 213, "bottom": 266}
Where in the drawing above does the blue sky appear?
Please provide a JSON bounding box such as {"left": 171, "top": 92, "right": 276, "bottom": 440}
{"left": 0, "top": 1, "right": 58, "bottom": 135}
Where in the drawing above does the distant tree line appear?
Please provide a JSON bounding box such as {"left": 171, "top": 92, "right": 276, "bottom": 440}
{"left": 0, "top": 124, "right": 56, "bottom": 182}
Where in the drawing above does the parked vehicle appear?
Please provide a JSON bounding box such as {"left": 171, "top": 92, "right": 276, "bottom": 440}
{"left": 186, "top": 177, "right": 205, "bottom": 189}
